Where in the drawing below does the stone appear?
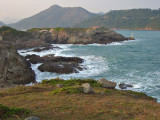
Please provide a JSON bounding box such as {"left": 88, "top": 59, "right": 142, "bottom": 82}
{"left": 119, "top": 83, "right": 133, "bottom": 89}
{"left": 82, "top": 83, "right": 94, "bottom": 94}
{"left": 24, "top": 116, "right": 40, "bottom": 120}
{"left": 98, "top": 78, "right": 117, "bottom": 89}
{"left": 38, "top": 62, "right": 83, "bottom": 74}
{"left": 56, "top": 84, "right": 63, "bottom": 88}
{"left": 0, "top": 41, "right": 35, "bottom": 88}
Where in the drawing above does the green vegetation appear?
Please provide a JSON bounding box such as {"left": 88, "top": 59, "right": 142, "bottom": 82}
{"left": 52, "top": 86, "right": 82, "bottom": 94}
{"left": 75, "top": 9, "right": 160, "bottom": 30}
{"left": 0, "top": 79, "right": 159, "bottom": 120}
{"left": 42, "top": 78, "right": 102, "bottom": 87}
{"left": 0, "top": 26, "right": 27, "bottom": 36}
{"left": 0, "top": 104, "right": 30, "bottom": 119}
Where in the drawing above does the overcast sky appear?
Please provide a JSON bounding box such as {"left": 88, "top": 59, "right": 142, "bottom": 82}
{"left": 0, "top": 0, "right": 160, "bottom": 23}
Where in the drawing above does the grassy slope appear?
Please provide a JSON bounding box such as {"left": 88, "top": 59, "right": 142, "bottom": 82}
{"left": 0, "top": 79, "right": 160, "bottom": 120}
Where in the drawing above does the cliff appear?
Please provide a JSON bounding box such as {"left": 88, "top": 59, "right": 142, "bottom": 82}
{"left": 0, "top": 26, "right": 127, "bottom": 49}
{"left": 0, "top": 41, "right": 35, "bottom": 88}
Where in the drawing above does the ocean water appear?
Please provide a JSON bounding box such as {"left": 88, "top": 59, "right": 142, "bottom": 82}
{"left": 18, "top": 30, "right": 160, "bottom": 102}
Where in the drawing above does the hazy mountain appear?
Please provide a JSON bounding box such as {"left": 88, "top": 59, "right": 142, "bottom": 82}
{"left": 2, "top": 17, "right": 22, "bottom": 24}
{"left": 0, "top": 21, "right": 5, "bottom": 27}
{"left": 9, "top": 5, "right": 96, "bottom": 30}
{"left": 75, "top": 9, "right": 160, "bottom": 30}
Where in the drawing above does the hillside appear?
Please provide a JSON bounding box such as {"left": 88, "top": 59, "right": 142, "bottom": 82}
{"left": 9, "top": 5, "right": 96, "bottom": 30}
{"left": 0, "top": 21, "right": 5, "bottom": 27}
{"left": 0, "top": 78, "right": 160, "bottom": 120}
{"left": 75, "top": 9, "right": 160, "bottom": 30}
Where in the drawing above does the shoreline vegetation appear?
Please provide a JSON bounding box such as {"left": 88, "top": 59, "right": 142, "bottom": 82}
{"left": 0, "top": 78, "right": 160, "bottom": 120}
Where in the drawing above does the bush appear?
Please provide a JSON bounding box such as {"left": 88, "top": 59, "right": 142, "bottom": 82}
{"left": 0, "top": 104, "right": 31, "bottom": 119}
{"left": 42, "top": 78, "right": 101, "bottom": 87}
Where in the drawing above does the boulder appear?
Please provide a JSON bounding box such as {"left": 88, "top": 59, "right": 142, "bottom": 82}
{"left": 25, "top": 116, "right": 40, "bottom": 120}
{"left": 0, "top": 41, "right": 35, "bottom": 88}
{"left": 38, "top": 62, "right": 83, "bottom": 74}
{"left": 119, "top": 83, "right": 133, "bottom": 89}
{"left": 98, "top": 78, "right": 117, "bottom": 89}
{"left": 56, "top": 84, "right": 63, "bottom": 88}
{"left": 82, "top": 83, "right": 94, "bottom": 94}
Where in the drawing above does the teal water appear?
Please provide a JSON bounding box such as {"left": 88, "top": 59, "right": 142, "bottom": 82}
{"left": 62, "top": 30, "right": 160, "bottom": 101}
{"left": 19, "top": 30, "right": 160, "bottom": 102}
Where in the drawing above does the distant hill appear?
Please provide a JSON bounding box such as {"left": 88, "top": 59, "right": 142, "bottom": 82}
{"left": 0, "top": 22, "right": 5, "bottom": 27}
{"left": 9, "top": 5, "right": 96, "bottom": 30}
{"left": 75, "top": 9, "right": 160, "bottom": 30}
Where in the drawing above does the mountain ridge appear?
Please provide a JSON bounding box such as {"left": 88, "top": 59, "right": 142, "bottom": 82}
{"left": 9, "top": 5, "right": 96, "bottom": 30}
{"left": 75, "top": 8, "right": 160, "bottom": 30}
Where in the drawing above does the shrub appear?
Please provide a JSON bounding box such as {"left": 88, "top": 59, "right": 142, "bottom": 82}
{"left": 0, "top": 104, "right": 31, "bottom": 119}
{"left": 42, "top": 78, "right": 102, "bottom": 87}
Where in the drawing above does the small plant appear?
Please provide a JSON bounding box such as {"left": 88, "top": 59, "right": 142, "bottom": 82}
{"left": 0, "top": 104, "right": 31, "bottom": 119}
{"left": 52, "top": 87, "right": 83, "bottom": 94}
{"left": 42, "top": 78, "right": 102, "bottom": 87}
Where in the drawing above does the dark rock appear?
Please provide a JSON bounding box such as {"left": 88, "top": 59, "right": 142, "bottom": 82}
{"left": 98, "top": 78, "right": 117, "bottom": 89}
{"left": 25, "top": 54, "right": 84, "bottom": 64}
{"left": 32, "top": 45, "right": 61, "bottom": 52}
{"left": 82, "top": 83, "right": 94, "bottom": 94}
{"left": 38, "top": 62, "right": 83, "bottom": 74}
{"left": 0, "top": 41, "right": 35, "bottom": 88}
{"left": 119, "top": 83, "right": 133, "bottom": 89}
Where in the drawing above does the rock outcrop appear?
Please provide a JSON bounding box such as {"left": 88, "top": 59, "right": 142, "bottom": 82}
{"left": 0, "top": 41, "right": 35, "bottom": 88}
{"left": 98, "top": 78, "right": 117, "bottom": 89}
{"left": 0, "top": 26, "right": 127, "bottom": 49}
{"left": 25, "top": 54, "right": 84, "bottom": 74}
{"left": 82, "top": 83, "right": 94, "bottom": 94}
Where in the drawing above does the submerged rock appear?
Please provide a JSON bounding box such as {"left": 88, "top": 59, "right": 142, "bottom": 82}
{"left": 82, "top": 83, "right": 94, "bottom": 94}
{"left": 0, "top": 41, "right": 35, "bottom": 88}
{"left": 98, "top": 78, "right": 117, "bottom": 89}
{"left": 119, "top": 83, "right": 133, "bottom": 89}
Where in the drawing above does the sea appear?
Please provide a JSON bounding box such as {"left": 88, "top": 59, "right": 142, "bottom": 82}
{"left": 18, "top": 30, "right": 160, "bottom": 102}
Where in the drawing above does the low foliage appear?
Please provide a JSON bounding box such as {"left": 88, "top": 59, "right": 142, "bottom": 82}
{"left": 42, "top": 78, "right": 102, "bottom": 87}
{"left": 52, "top": 86, "right": 82, "bottom": 94}
{"left": 0, "top": 26, "right": 27, "bottom": 36}
{"left": 0, "top": 104, "right": 30, "bottom": 119}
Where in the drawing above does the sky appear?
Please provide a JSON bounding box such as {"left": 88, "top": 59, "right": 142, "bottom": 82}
{"left": 0, "top": 0, "right": 160, "bottom": 23}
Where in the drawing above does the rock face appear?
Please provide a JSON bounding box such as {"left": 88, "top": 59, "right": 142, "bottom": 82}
{"left": 0, "top": 26, "right": 127, "bottom": 49}
{"left": 98, "top": 78, "right": 117, "bottom": 89}
{"left": 25, "top": 54, "right": 84, "bottom": 74}
{"left": 82, "top": 83, "right": 94, "bottom": 94}
{"left": 0, "top": 42, "right": 35, "bottom": 88}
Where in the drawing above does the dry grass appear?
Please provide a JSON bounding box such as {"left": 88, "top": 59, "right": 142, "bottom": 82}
{"left": 0, "top": 84, "right": 160, "bottom": 120}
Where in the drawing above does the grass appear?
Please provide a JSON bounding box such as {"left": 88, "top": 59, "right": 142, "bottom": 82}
{"left": 42, "top": 78, "right": 102, "bottom": 87}
{"left": 0, "top": 104, "right": 31, "bottom": 120}
{"left": 0, "top": 79, "right": 160, "bottom": 120}
{"left": 52, "top": 86, "right": 82, "bottom": 94}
